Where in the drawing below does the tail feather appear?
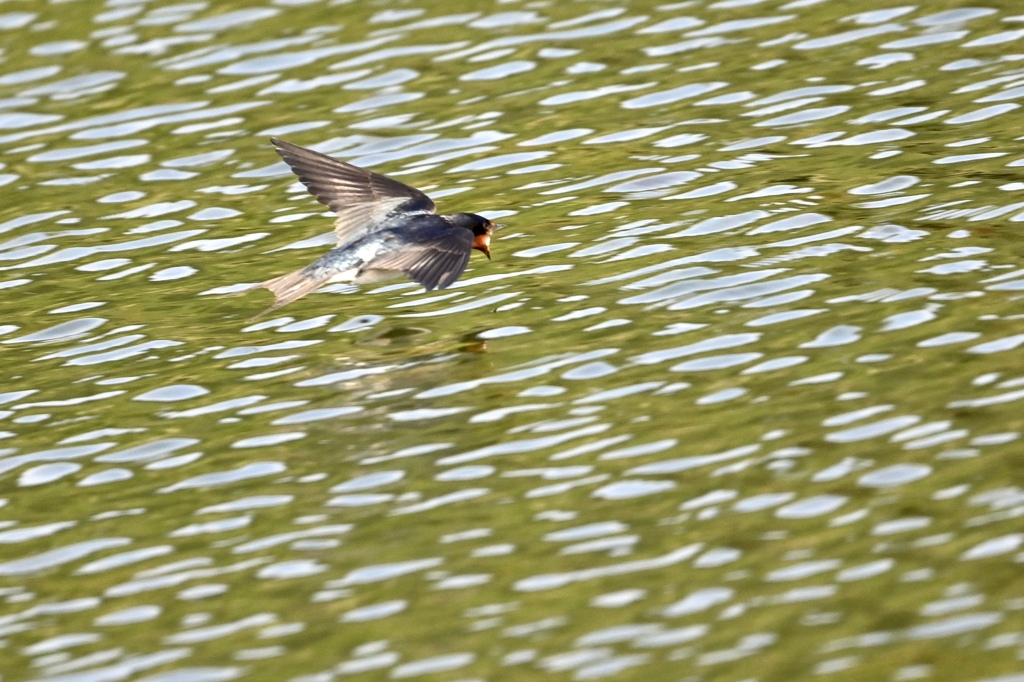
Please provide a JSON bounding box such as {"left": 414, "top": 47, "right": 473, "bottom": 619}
{"left": 250, "top": 267, "right": 330, "bottom": 320}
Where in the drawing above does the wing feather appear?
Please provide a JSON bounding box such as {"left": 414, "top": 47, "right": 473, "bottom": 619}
{"left": 370, "top": 229, "right": 474, "bottom": 291}
{"left": 271, "top": 137, "right": 435, "bottom": 246}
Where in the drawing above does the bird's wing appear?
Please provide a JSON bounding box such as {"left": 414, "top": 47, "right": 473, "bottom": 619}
{"left": 271, "top": 137, "right": 436, "bottom": 246}
{"left": 369, "top": 229, "right": 474, "bottom": 291}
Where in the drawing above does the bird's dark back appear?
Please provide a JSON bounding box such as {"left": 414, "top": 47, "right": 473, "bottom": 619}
{"left": 377, "top": 213, "right": 466, "bottom": 245}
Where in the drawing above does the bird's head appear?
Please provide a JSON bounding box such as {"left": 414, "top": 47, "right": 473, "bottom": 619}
{"left": 452, "top": 213, "right": 500, "bottom": 260}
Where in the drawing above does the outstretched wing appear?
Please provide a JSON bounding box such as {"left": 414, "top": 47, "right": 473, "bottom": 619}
{"left": 370, "top": 229, "right": 474, "bottom": 291}
{"left": 271, "top": 137, "right": 436, "bottom": 246}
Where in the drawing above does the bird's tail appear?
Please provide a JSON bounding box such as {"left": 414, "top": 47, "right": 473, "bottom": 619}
{"left": 250, "top": 267, "right": 331, "bottom": 320}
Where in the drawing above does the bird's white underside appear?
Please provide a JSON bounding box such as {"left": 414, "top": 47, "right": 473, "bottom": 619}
{"left": 327, "top": 268, "right": 403, "bottom": 285}
{"left": 324, "top": 241, "right": 402, "bottom": 284}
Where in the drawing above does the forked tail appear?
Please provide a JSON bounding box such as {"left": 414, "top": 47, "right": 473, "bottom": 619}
{"left": 250, "top": 267, "right": 331, "bottom": 320}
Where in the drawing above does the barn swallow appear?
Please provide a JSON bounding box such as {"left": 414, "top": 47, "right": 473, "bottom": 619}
{"left": 249, "top": 137, "right": 496, "bottom": 318}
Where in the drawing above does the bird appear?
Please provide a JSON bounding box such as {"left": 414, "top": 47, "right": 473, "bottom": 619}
{"left": 247, "top": 137, "right": 497, "bottom": 318}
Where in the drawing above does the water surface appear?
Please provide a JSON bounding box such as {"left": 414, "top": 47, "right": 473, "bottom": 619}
{"left": 2, "top": 1, "right": 1024, "bottom": 681}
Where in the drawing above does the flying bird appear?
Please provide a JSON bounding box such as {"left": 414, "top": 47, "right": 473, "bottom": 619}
{"left": 248, "top": 137, "right": 496, "bottom": 318}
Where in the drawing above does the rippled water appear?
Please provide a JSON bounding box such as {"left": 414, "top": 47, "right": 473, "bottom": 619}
{"left": 2, "top": 1, "right": 1024, "bottom": 681}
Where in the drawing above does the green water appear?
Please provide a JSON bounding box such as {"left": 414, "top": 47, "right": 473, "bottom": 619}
{"left": 1, "top": 1, "right": 1023, "bottom": 681}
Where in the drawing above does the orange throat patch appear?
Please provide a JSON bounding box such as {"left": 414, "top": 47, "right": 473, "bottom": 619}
{"left": 473, "top": 234, "right": 492, "bottom": 259}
